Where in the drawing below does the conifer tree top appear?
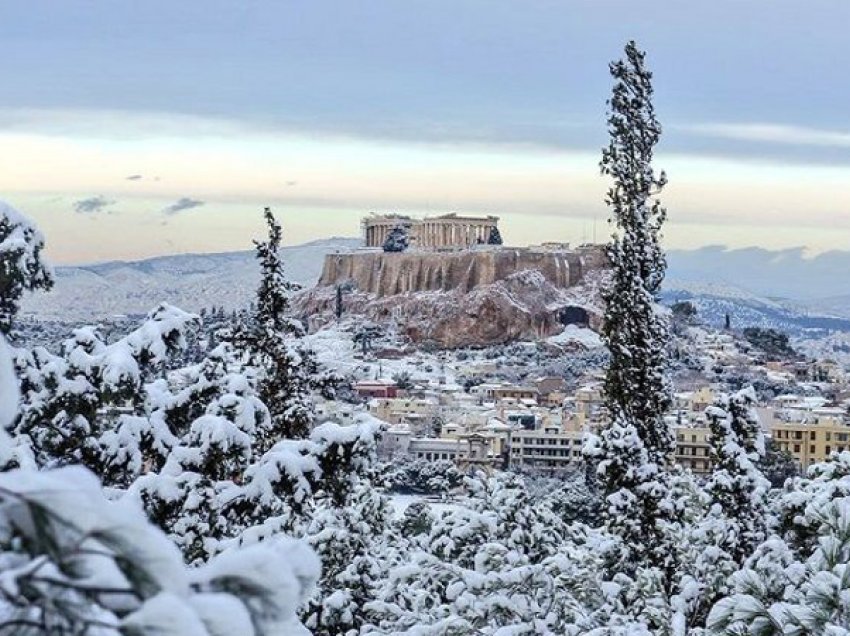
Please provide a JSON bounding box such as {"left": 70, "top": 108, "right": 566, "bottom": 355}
{"left": 252, "top": 207, "right": 302, "bottom": 338}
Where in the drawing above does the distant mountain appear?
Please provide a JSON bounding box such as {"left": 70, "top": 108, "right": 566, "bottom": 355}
{"left": 662, "top": 279, "right": 850, "bottom": 336}
{"left": 21, "top": 238, "right": 361, "bottom": 321}
{"left": 807, "top": 295, "right": 850, "bottom": 320}
{"left": 663, "top": 246, "right": 850, "bottom": 333}
{"left": 666, "top": 246, "right": 850, "bottom": 308}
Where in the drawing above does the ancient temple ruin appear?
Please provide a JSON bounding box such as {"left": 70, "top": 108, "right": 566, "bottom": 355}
{"left": 363, "top": 213, "right": 499, "bottom": 249}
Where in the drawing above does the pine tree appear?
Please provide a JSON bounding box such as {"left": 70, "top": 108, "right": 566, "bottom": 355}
{"left": 236, "top": 208, "right": 316, "bottom": 444}
{"left": 0, "top": 466, "right": 320, "bottom": 635}
{"left": 592, "top": 41, "right": 676, "bottom": 572}
{"left": 0, "top": 202, "right": 54, "bottom": 335}
{"left": 704, "top": 387, "right": 769, "bottom": 563}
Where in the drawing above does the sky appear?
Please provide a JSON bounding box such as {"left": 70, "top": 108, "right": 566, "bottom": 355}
{"left": 1, "top": 1, "right": 850, "bottom": 264}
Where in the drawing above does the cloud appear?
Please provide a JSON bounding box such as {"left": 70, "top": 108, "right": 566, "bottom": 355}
{"left": 126, "top": 174, "right": 143, "bottom": 180}
{"left": 678, "top": 123, "right": 850, "bottom": 149}
{"left": 73, "top": 195, "right": 115, "bottom": 214}
{"left": 162, "top": 197, "right": 205, "bottom": 215}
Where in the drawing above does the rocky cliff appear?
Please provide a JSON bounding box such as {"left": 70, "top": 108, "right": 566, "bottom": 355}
{"left": 296, "top": 246, "right": 609, "bottom": 348}
{"left": 317, "top": 248, "right": 605, "bottom": 296}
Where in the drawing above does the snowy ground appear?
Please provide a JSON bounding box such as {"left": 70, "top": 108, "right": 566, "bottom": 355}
{"left": 546, "top": 325, "right": 603, "bottom": 348}
{"left": 303, "top": 326, "right": 462, "bottom": 388}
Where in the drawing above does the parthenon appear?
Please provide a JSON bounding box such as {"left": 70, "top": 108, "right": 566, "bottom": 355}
{"left": 363, "top": 213, "right": 500, "bottom": 249}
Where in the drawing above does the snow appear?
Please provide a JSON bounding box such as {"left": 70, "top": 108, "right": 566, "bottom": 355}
{"left": 547, "top": 324, "right": 604, "bottom": 348}
{"left": 389, "top": 493, "right": 465, "bottom": 519}
{"left": 0, "top": 335, "right": 19, "bottom": 430}
{"left": 121, "top": 593, "right": 210, "bottom": 636}
{"left": 0, "top": 466, "right": 190, "bottom": 595}
{"left": 193, "top": 538, "right": 319, "bottom": 636}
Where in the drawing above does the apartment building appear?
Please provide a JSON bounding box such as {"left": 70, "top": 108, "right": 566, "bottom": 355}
{"left": 674, "top": 426, "right": 712, "bottom": 474}
{"left": 770, "top": 418, "right": 850, "bottom": 469}
{"left": 368, "top": 396, "right": 439, "bottom": 427}
{"left": 508, "top": 425, "right": 585, "bottom": 472}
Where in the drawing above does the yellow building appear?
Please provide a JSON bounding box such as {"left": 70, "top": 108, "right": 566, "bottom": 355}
{"left": 771, "top": 417, "right": 850, "bottom": 469}
{"left": 368, "top": 397, "right": 438, "bottom": 427}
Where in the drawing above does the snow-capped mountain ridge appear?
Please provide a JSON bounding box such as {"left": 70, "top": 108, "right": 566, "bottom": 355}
{"left": 21, "top": 237, "right": 361, "bottom": 321}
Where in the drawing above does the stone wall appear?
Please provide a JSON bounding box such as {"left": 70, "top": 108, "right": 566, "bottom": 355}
{"left": 318, "top": 247, "right": 602, "bottom": 297}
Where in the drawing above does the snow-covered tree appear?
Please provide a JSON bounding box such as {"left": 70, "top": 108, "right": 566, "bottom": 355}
{"left": 384, "top": 457, "right": 463, "bottom": 495}
{"left": 382, "top": 225, "right": 409, "bottom": 252}
{"left": 0, "top": 466, "right": 319, "bottom": 636}
{"left": 303, "top": 483, "right": 392, "bottom": 635}
{"left": 590, "top": 41, "right": 677, "bottom": 575}
{"left": 1, "top": 318, "right": 320, "bottom": 636}
{"left": 776, "top": 451, "right": 850, "bottom": 556}
{"left": 708, "top": 497, "right": 850, "bottom": 636}
{"left": 10, "top": 304, "right": 199, "bottom": 474}
{"left": 0, "top": 202, "right": 53, "bottom": 336}
{"left": 704, "top": 387, "right": 770, "bottom": 562}
{"left": 234, "top": 208, "right": 320, "bottom": 443}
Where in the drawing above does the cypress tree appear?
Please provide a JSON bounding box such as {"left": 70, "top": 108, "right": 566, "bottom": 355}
{"left": 594, "top": 41, "right": 676, "bottom": 570}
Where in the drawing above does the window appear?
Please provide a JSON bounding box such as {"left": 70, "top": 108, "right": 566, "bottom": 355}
{"left": 811, "top": 431, "right": 817, "bottom": 441}
{"left": 691, "top": 434, "right": 697, "bottom": 443}
{"left": 826, "top": 446, "right": 832, "bottom": 455}
{"left": 795, "top": 431, "right": 803, "bottom": 440}
{"left": 827, "top": 432, "right": 832, "bottom": 441}
{"left": 794, "top": 444, "right": 801, "bottom": 453}
{"left": 810, "top": 445, "right": 816, "bottom": 454}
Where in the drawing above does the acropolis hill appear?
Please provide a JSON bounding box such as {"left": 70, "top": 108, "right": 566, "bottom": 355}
{"left": 317, "top": 245, "right": 606, "bottom": 297}
{"left": 295, "top": 213, "right": 610, "bottom": 348}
